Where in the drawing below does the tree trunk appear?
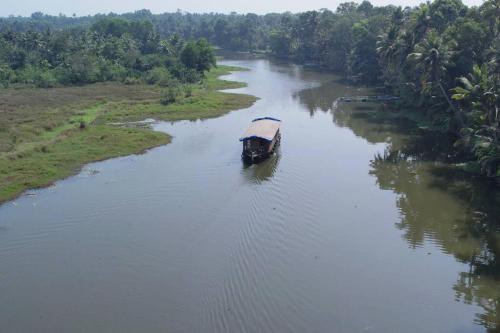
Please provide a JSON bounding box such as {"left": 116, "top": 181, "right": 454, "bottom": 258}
{"left": 438, "top": 81, "right": 457, "bottom": 114}
{"left": 437, "top": 81, "right": 464, "bottom": 132}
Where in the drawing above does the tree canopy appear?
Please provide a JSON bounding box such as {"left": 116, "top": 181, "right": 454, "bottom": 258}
{"left": 0, "top": 17, "right": 216, "bottom": 88}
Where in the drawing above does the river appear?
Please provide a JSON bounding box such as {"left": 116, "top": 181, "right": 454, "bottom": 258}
{"left": 1, "top": 54, "right": 499, "bottom": 333}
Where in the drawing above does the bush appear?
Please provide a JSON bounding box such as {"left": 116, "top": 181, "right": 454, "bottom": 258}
{"left": 99, "top": 62, "right": 128, "bottom": 81}
{"left": 180, "top": 38, "right": 215, "bottom": 73}
{"left": 35, "top": 70, "right": 58, "bottom": 88}
{"left": 65, "top": 53, "right": 100, "bottom": 84}
{"left": 145, "top": 66, "right": 172, "bottom": 86}
{"left": 169, "top": 64, "right": 202, "bottom": 83}
{"left": 123, "top": 76, "right": 141, "bottom": 85}
{"left": 0, "top": 64, "right": 14, "bottom": 87}
{"left": 160, "top": 86, "right": 181, "bottom": 105}
{"left": 138, "top": 54, "right": 165, "bottom": 71}
{"left": 15, "top": 65, "right": 38, "bottom": 85}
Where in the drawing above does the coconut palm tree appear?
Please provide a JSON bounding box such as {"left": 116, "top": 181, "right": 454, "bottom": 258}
{"left": 407, "top": 30, "right": 457, "bottom": 114}
{"left": 376, "top": 25, "right": 399, "bottom": 65}
{"left": 390, "top": 6, "right": 405, "bottom": 27}
{"left": 412, "top": 4, "right": 431, "bottom": 40}
{"left": 480, "top": 0, "right": 500, "bottom": 39}
{"left": 452, "top": 64, "right": 499, "bottom": 126}
{"left": 485, "top": 38, "right": 499, "bottom": 85}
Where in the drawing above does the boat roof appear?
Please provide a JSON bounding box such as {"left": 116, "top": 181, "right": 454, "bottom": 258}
{"left": 239, "top": 117, "right": 281, "bottom": 142}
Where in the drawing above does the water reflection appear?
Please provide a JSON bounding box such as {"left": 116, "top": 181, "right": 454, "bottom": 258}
{"left": 241, "top": 151, "right": 281, "bottom": 184}
{"left": 429, "top": 167, "right": 500, "bottom": 331}
{"left": 293, "top": 77, "right": 384, "bottom": 116}
{"left": 348, "top": 109, "right": 500, "bottom": 331}
{"left": 293, "top": 81, "right": 500, "bottom": 331}
{"left": 372, "top": 152, "right": 500, "bottom": 331}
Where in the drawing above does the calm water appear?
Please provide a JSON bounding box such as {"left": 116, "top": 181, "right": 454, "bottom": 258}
{"left": 1, "top": 55, "right": 500, "bottom": 333}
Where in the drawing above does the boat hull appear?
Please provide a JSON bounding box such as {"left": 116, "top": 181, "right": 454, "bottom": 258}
{"left": 242, "top": 151, "right": 272, "bottom": 164}
{"left": 242, "top": 133, "right": 280, "bottom": 164}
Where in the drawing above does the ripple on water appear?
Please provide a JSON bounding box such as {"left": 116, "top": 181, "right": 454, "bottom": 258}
{"left": 0, "top": 56, "right": 493, "bottom": 333}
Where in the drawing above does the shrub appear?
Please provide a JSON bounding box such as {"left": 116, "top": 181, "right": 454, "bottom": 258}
{"left": 160, "top": 86, "right": 181, "bottom": 105}
{"left": 123, "top": 76, "right": 141, "bottom": 85}
{"left": 15, "top": 65, "right": 38, "bottom": 85}
{"left": 99, "top": 62, "right": 128, "bottom": 81}
{"left": 65, "top": 53, "right": 100, "bottom": 84}
{"left": 145, "top": 66, "right": 172, "bottom": 86}
{"left": 138, "top": 54, "right": 165, "bottom": 71}
{"left": 35, "top": 70, "right": 58, "bottom": 88}
{"left": 0, "top": 64, "right": 14, "bottom": 87}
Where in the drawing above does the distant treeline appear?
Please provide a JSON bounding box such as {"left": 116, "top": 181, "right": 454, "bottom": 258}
{"left": 0, "top": 16, "right": 215, "bottom": 89}
{"left": 0, "top": 0, "right": 498, "bottom": 177}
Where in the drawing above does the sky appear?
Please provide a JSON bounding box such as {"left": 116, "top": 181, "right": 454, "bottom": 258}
{"left": 1, "top": 0, "right": 486, "bottom": 17}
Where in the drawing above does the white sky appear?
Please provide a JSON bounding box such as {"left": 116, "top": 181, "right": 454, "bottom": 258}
{"left": 1, "top": 0, "right": 486, "bottom": 17}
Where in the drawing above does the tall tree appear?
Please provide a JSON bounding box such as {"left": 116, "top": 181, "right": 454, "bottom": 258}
{"left": 408, "top": 30, "right": 457, "bottom": 114}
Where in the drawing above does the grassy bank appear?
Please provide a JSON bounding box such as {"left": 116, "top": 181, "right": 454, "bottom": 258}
{"left": 0, "top": 65, "right": 257, "bottom": 204}
{"left": 97, "top": 66, "right": 256, "bottom": 123}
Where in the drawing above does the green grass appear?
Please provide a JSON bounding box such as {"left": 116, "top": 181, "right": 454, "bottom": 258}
{"left": 0, "top": 126, "right": 170, "bottom": 203}
{"left": 0, "top": 65, "right": 257, "bottom": 203}
{"left": 202, "top": 65, "right": 250, "bottom": 90}
{"left": 98, "top": 91, "right": 256, "bottom": 123}
{"left": 41, "top": 104, "right": 103, "bottom": 140}
{"left": 97, "top": 66, "right": 256, "bottom": 123}
{"left": 0, "top": 83, "right": 162, "bottom": 154}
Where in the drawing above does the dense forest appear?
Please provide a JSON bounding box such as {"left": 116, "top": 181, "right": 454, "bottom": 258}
{"left": 0, "top": 0, "right": 498, "bottom": 177}
{"left": 0, "top": 16, "right": 216, "bottom": 100}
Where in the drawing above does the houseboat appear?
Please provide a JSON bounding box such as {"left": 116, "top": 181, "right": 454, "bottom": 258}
{"left": 239, "top": 117, "right": 281, "bottom": 163}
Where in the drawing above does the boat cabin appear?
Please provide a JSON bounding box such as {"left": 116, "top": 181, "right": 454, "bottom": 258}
{"left": 239, "top": 117, "right": 281, "bottom": 163}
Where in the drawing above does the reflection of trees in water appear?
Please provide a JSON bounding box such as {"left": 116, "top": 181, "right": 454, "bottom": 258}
{"left": 293, "top": 75, "right": 500, "bottom": 330}
{"left": 294, "top": 81, "right": 344, "bottom": 115}
{"left": 338, "top": 107, "right": 500, "bottom": 331}
{"left": 333, "top": 108, "right": 417, "bottom": 145}
{"left": 293, "top": 78, "right": 376, "bottom": 116}
{"left": 438, "top": 179, "right": 500, "bottom": 330}
{"left": 430, "top": 167, "right": 500, "bottom": 331}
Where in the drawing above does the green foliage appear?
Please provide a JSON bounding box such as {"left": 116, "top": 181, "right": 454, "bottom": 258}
{"left": 145, "top": 66, "right": 172, "bottom": 86}
{"left": 123, "top": 76, "right": 142, "bottom": 85}
{"left": 351, "top": 20, "right": 380, "bottom": 82}
{"left": 184, "top": 85, "right": 193, "bottom": 97}
{"left": 0, "top": 17, "right": 216, "bottom": 88}
{"left": 0, "top": 63, "right": 13, "bottom": 87}
{"left": 35, "top": 70, "right": 58, "bottom": 88}
{"left": 160, "top": 86, "right": 182, "bottom": 105}
{"left": 180, "top": 38, "right": 216, "bottom": 73}
{"left": 269, "top": 29, "right": 292, "bottom": 57}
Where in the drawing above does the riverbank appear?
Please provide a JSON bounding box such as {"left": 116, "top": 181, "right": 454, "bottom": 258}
{"left": 0, "top": 65, "right": 257, "bottom": 204}
{"left": 353, "top": 105, "right": 500, "bottom": 179}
